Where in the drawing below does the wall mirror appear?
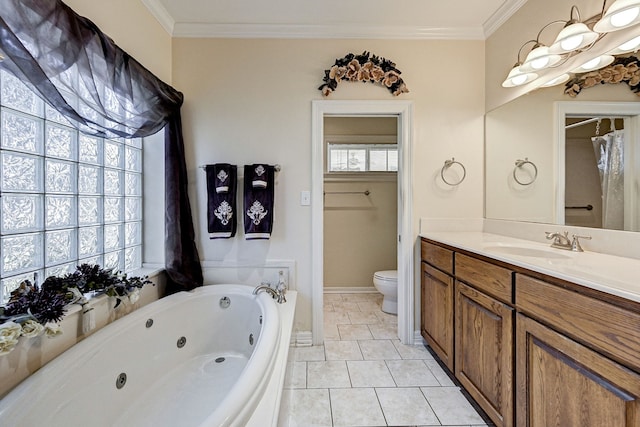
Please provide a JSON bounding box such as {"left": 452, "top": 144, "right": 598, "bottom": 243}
{"left": 485, "top": 83, "right": 640, "bottom": 231}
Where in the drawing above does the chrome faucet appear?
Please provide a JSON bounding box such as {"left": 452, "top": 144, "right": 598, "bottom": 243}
{"left": 545, "top": 231, "right": 591, "bottom": 252}
{"left": 275, "top": 270, "right": 287, "bottom": 303}
{"left": 253, "top": 281, "right": 286, "bottom": 303}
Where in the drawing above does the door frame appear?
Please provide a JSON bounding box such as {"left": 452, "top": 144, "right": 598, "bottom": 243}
{"left": 311, "top": 100, "right": 414, "bottom": 345}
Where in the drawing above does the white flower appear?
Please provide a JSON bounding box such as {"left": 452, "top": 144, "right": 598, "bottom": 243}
{"left": 0, "top": 335, "right": 19, "bottom": 356}
{"left": 21, "top": 319, "right": 44, "bottom": 338}
{"left": 44, "top": 323, "right": 63, "bottom": 339}
{"left": 128, "top": 289, "right": 140, "bottom": 304}
{"left": 0, "top": 321, "right": 22, "bottom": 341}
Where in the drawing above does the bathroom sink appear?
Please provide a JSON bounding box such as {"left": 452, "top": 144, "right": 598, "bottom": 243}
{"left": 482, "top": 244, "right": 573, "bottom": 259}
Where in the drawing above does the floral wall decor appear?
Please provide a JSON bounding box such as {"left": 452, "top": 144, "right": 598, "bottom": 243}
{"left": 319, "top": 51, "right": 409, "bottom": 97}
{"left": 564, "top": 56, "right": 640, "bottom": 97}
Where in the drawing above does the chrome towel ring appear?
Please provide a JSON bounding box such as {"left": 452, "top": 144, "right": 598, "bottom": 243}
{"left": 441, "top": 158, "right": 466, "bottom": 186}
{"left": 513, "top": 158, "right": 537, "bottom": 186}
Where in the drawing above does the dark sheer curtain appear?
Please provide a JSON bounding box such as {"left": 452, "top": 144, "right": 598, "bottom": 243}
{"left": 0, "top": 0, "right": 203, "bottom": 292}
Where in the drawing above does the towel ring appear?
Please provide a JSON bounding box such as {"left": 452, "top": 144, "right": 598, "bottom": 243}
{"left": 513, "top": 158, "right": 537, "bottom": 186}
{"left": 441, "top": 158, "right": 466, "bottom": 186}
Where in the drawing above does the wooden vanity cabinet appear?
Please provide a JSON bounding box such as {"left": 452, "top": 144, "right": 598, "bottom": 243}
{"left": 454, "top": 256, "right": 514, "bottom": 427}
{"left": 420, "top": 241, "right": 454, "bottom": 370}
{"left": 516, "top": 273, "right": 640, "bottom": 427}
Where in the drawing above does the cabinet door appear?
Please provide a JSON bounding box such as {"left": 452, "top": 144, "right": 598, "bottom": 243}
{"left": 516, "top": 313, "right": 640, "bottom": 427}
{"left": 421, "top": 262, "right": 454, "bottom": 371}
{"left": 455, "top": 281, "right": 514, "bottom": 427}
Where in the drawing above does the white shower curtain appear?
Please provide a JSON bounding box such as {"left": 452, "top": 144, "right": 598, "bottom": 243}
{"left": 591, "top": 131, "right": 625, "bottom": 230}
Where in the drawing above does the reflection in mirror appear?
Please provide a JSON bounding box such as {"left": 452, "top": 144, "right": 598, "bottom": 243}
{"left": 485, "top": 83, "right": 640, "bottom": 232}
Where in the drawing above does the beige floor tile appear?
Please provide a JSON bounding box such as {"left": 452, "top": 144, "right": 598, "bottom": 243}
{"left": 324, "top": 340, "right": 363, "bottom": 361}
{"left": 392, "top": 340, "right": 435, "bottom": 360}
{"left": 307, "top": 361, "right": 351, "bottom": 388}
{"left": 368, "top": 322, "right": 398, "bottom": 339}
{"left": 324, "top": 311, "right": 351, "bottom": 325}
{"left": 386, "top": 360, "right": 440, "bottom": 386}
{"left": 323, "top": 293, "right": 344, "bottom": 303}
{"left": 340, "top": 293, "right": 380, "bottom": 303}
{"left": 347, "top": 360, "right": 396, "bottom": 387}
{"left": 283, "top": 361, "right": 307, "bottom": 389}
{"left": 357, "top": 301, "right": 382, "bottom": 312}
{"left": 347, "top": 311, "right": 380, "bottom": 325}
{"left": 338, "top": 324, "right": 373, "bottom": 340}
{"left": 374, "top": 311, "right": 397, "bottom": 324}
{"left": 291, "top": 345, "right": 326, "bottom": 362}
{"left": 323, "top": 323, "right": 341, "bottom": 341}
{"left": 376, "top": 387, "right": 440, "bottom": 426}
{"left": 329, "top": 388, "right": 386, "bottom": 427}
{"left": 358, "top": 339, "right": 402, "bottom": 360}
{"left": 332, "top": 301, "right": 361, "bottom": 312}
{"left": 278, "top": 388, "right": 332, "bottom": 427}
{"left": 421, "top": 387, "right": 486, "bottom": 425}
{"left": 424, "top": 359, "right": 456, "bottom": 386}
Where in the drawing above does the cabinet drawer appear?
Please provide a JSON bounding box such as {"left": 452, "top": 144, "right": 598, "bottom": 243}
{"left": 421, "top": 239, "right": 453, "bottom": 274}
{"left": 455, "top": 253, "right": 513, "bottom": 303}
{"left": 516, "top": 274, "right": 640, "bottom": 372}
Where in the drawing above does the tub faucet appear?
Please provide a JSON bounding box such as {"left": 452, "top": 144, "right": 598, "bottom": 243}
{"left": 253, "top": 282, "right": 286, "bottom": 304}
{"left": 275, "top": 270, "right": 287, "bottom": 304}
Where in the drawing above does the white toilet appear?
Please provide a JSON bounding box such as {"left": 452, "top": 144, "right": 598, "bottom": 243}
{"left": 373, "top": 270, "right": 398, "bottom": 315}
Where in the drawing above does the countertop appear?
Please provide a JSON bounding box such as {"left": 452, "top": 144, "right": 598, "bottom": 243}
{"left": 420, "top": 231, "right": 640, "bottom": 304}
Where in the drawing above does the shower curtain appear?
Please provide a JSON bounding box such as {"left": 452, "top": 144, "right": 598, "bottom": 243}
{"left": 591, "top": 131, "right": 625, "bottom": 230}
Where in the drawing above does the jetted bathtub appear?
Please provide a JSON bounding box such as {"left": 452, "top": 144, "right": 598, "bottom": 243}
{"left": 0, "top": 284, "right": 296, "bottom": 427}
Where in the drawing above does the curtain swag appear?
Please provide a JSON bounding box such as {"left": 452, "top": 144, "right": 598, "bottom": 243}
{"left": 0, "top": 0, "right": 203, "bottom": 292}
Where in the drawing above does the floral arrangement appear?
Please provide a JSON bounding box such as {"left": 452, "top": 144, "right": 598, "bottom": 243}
{"left": 564, "top": 56, "right": 640, "bottom": 97}
{"left": 0, "top": 264, "right": 152, "bottom": 355}
{"left": 319, "top": 51, "right": 409, "bottom": 97}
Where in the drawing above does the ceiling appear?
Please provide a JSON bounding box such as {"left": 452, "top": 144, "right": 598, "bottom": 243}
{"left": 141, "top": 0, "right": 527, "bottom": 39}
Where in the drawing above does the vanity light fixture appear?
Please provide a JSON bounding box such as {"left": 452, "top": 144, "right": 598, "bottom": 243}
{"left": 594, "top": 0, "right": 640, "bottom": 32}
{"left": 571, "top": 54, "right": 615, "bottom": 72}
{"left": 549, "top": 7, "right": 600, "bottom": 54}
{"left": 608, "top": 34, "right": 640, "bottom": 53}
{"left": 540, "top": 73, "right": 571, "bottom": 87}
{"left": 502, "top": 1, "right": 640, "bottom": 90}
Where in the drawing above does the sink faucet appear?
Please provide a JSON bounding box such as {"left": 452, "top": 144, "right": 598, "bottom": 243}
{"left": 545, "top": 231, "right": 591, "bottom": 252}
{"left": 253, "top": 281, "right": 286, "bottom": 303}
{"left": 545, "top": 231, "right": 571, "bottom": 249}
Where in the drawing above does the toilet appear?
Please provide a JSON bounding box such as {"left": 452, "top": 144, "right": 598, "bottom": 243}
{"left": 373, "top": 270, "right": 398, "bottom": 315}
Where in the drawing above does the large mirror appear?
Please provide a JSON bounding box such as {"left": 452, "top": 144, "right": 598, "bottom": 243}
{"left": 485, "top": 81, "right": 640, "bottom": 231}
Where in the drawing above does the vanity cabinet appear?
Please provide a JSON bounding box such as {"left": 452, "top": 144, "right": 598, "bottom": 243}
{"left": 516, "top": 274, "right": 640, "bottom": 427}
{"left": 420, "top": 237, "right": 640, "bottom": 427}
{"left": 454, "top": 255, "right": 514, "bottom": 427}
{"left": 420, "top": 241, "right": 454, "bottom": 370}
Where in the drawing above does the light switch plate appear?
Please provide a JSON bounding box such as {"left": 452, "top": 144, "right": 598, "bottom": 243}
{"left": 300, "top": 190, "right": 311, "bottom": 206}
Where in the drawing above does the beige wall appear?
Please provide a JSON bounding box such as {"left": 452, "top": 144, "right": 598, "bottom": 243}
{"left": 64, "top": 0, "right": 172, "bottom": 82}
{"left": 172, "top": 38, "right": 485, "bottom": 333}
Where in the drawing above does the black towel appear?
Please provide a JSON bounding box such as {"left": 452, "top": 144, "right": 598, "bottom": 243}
{"left": 206, "top": 164, "right": 237, "bottom": 239}
{"left": 244, "top": 164, "right": 275, "bottom": 239}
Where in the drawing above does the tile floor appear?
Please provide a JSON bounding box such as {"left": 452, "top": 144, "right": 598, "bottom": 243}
{"left": 278, "top": 292, "right": 492, "bottom": 427}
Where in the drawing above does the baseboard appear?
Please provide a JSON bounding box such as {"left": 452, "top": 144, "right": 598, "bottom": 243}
{"left": 324, "top": 286, "right": 378, "bottom": 294}
{"left": 292, "top": 331, "right": 313, "bottom": 347}
{"left": 414, "top": 330, "right": 425, "bottom": 346}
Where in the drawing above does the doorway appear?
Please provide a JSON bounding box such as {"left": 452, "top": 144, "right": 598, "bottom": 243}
{"left": 311, "top": 100, "right": 414, "bottom": 345}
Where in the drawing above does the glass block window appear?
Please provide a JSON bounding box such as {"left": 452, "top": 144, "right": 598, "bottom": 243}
{"left": 328, "top": 143, "right": 398, "bottom": 172}
{"left": 0, "top": 69, "right": 143, "bottom": 304}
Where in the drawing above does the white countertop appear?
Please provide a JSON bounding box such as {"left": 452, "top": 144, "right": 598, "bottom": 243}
{"left": 421, "top": 231, "right": 640, "bottom": 304}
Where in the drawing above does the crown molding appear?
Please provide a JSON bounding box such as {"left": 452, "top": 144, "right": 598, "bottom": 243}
{"left": 171, "top": 22, "right": 486, "bottom": 39}
{"left": 141, "top": 0, "right": 175, "bottom": 35}
{"left": 483, "top": 0, "right": 528, "bottom": 38}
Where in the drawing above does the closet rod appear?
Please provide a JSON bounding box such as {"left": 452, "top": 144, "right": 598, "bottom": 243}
{"left": 198, "top": 164, "right": 281, "bottom": 172}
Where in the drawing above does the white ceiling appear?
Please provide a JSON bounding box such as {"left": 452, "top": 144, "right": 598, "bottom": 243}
{"left": 141, "top": 0, "right": 528, "bottom": 39}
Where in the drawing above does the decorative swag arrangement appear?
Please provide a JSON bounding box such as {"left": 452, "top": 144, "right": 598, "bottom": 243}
{"left": 564, "top": 55, "right": 640, "bottom": 97}
{"left": 319, "top": 51, "right": 409, "bottom": 96}
{"left": 0, "top": 0, "right": 203, "bottom": 293}
{"left": 0, "top": 265, "right": 151, "bottom": 356}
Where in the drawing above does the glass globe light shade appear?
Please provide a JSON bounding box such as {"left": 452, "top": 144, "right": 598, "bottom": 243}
{"left": 594, "top": 0, "right": 640, "bottom": 32}
{"left": 550, "top": 22, "right": 599, "bottom": 53}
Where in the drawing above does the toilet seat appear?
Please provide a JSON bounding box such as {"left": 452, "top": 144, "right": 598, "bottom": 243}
{"left": 373, "top": 270, "right": 397, "bottom": 282}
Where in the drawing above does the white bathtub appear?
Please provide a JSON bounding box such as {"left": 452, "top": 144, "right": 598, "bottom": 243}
{"left": 0, "top": 284, "right": 296, "bottom": 427}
